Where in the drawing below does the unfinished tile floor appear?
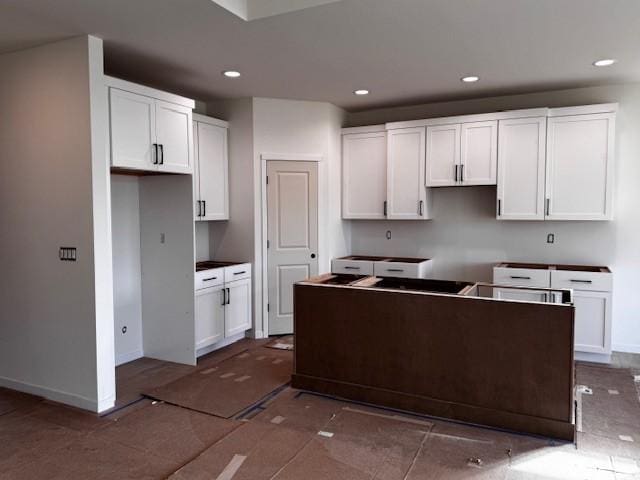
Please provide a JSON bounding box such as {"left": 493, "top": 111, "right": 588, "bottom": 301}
{"left": 1, "top": 342, "right": 640, "bottom": 480}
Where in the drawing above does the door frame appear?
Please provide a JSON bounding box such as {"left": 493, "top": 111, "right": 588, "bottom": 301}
{"left": 259, "top": 153, "right": 322, "bottom": 338}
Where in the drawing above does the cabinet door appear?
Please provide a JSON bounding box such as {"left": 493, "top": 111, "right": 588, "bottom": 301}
{"left": 342, "top": 132, "right": 387, "bottom": 219}
{"left": 573, "top": 290, "right": 611, "bottom": 354}
{"left": 460, "top": 121, "right": 497, "bottom": 185}
{"left": 387, "top": 127, "right": 428, "bottom": 219}
{"left": 195, "top": 285, "right": 225, "bottom": 350}
{"left": 425, "top": 124, "right": 460, "bottom": 186}
{"left": 155, "top": 100, "right": 193, "bottom": 174}
{"left": 546, "top": 113, "right": 615, "bottom": 220}
{"left": 497, "top": 117, "right": 546, "bottom": 220}
{"left": 196, "top": 122, "right": 229, "bottom": 220}
{"left": 225, "top": 278, "right": 252, "bottom": 337}
{"left": 109, "top": 88, "right": 157, "bottom": 170}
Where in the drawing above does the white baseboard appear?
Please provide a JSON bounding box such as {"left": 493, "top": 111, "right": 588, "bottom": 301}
{"left": 0, "top": 375, "right": 112, "bottom": 413}
{"left": 613, "top": 343, "right": 640, "bottom": 355}
{"left": 115, "top": 349, "right": 144, "bottom": 366}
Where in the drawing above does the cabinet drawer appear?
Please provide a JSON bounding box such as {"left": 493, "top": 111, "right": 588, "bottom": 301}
{"left": 373, "top": 260, "right": 433, "bottom": 279}
{"left": 551, "top": 270, "right": 612, "bottom": 292}
{"left": 493, "top": 267, "right": 550, "bottom": 288}
{"left": 195, "top": 268, "right": 224, "bottom": 290}
{"left": 224, "top": 263, "right": 251, "bottom": 283}
{"left": 331, "top": 259, "right": 374, "bottom": 275}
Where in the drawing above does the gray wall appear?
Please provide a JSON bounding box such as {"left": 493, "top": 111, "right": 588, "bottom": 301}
{"left": 346, "top": 83, "right": 640, "bottom": 353}
{"left": 0, "top": 36, "right": 115, "bottom": 410}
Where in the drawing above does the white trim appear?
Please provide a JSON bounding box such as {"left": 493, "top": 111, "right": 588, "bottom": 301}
{"left": 104, "top": 75, "right": 195, "bottom": 109}
{"left": 613, "top": 343, "right": 640, "bottom": 355}
{"left": 260, "top": 153, "right": 323, "bottom": 162}
{"left": 386, "top": 108, "right": 549, "bottom": 130}
{"left": 196, "top": 332, "right": 246, "bottom": 358}
{"left": 0, "top": 375, "right": 115, "bottom": 413}
{"left": 548, "top": 103, "right": 618, "bottom": 117}
{"left": 259, "top": 156, "right": 322, "bottom": 337}
{"left": 115, "top": 349, "right": 144, "bottom": 367}
{"left": 341, "top": 124, "right": 386, "bottom": 135}
{"left": 193, "top": 113, "right": 229, "bottom": 128}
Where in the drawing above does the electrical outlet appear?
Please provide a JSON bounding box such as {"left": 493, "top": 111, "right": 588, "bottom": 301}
{"left": 160, "top": 233, "right": 165, "bottom": 244}
{"left": 59, "top": 247, "right": 77, "bottom": 261}
{"left": 547, "top": 233, "right": 555, "bottom": 244}
{"left": 386, "top": 230, "right": 392, "bottom": 240}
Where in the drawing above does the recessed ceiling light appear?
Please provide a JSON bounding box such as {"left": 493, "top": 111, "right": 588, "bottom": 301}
{"left": 593, "top": 59, "right": 617, "bottom": 67}
{"left": 222, "top": 70, "right": 241, "bottom": 78}
{"left": 461, "top": 76, "right": 480, "bottom": 83}
{"left": 354, "top": 89, "right": 370, "bottom": 95}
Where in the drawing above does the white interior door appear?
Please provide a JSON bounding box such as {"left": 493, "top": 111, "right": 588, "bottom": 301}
{"left": 426, "top": 124, "right": 460, "bottom": 186}
{"left": 155, "top": 100, "right": 192, "bottom": 174}
{"left": 267, "top": 161, "right": 318, "bottom": 335}
{"left": 109, "top": 88, "right": 156, "bottom": 170}
{"left": 460, "top": 121, "right": 497, "bottom": 185}
{"left": 196, "top": 122, "right": 229, "bottom": 220}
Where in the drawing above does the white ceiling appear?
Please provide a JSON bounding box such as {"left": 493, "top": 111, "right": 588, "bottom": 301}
{"left": 1, "top": 0, "right": 639, "bottom": 111}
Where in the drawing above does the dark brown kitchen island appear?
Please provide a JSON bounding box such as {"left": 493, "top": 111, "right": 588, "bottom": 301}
{"left": 292, "top": 274, "right": 576, "bottom": 441}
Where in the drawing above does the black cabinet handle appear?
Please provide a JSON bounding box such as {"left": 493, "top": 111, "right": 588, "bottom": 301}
{"left": 454, "top": 164, "right": 459, "bottom": 182}
{"left": 545, "top": 198, "right": 550, "bottom": 216}
{"left": 226, "top": 288, "right": 230, "bottom": 305}
{"left": 203, "top": 276, "right": 217, "bottom": 282}
{"left": 159, "top": 144, "right": 164, "bottom": 165}
{"left": 152, "top": 143, "right": 158, "bottom": 164}
{"left": 344, "top": 266, "right": 360, "bottom": 270}
{"left": 570, "top": 279, "right": 593, "bottom": 284}
{"left": 233, "top": 271, "right": 246, "bottom": 275}
{"left": 221, "top": 288, "right": 226, "bottom": 305}
{"left": 383, "top": 200, "right": 387, "bottom": 216}
{"left": 418, "top": 200, "right": 424, "bottom": 216}
{"left": 196, "top": 200, "right": 201, "bottom": 217}
{"left": 460, "top": 164, "right": 464, "bottom": 182}
{"left": 498, "top": 199, "right": 502, "bottom": 216}
{"left": 510, "top": 275, "right": 531, "bottom": 280}
{"left": 387, "top": 269, "right": 404, "bottom": 273}
{"left": 202, "top": 200, "right": 206, "bottom": 217}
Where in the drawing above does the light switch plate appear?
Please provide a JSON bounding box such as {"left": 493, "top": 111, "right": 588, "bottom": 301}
{"left": 59, "top": 247, "right": 77, "bottom": 261}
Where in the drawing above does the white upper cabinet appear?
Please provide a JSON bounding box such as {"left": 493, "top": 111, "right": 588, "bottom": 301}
{"left": 194, "top": 115, "right": 229, "bottom": 221}
{"left": 387, "top": 127, "right": 430, "bottom": 220}
{"left": 109, "top": 89, "right": 156, "bottom": 170}
{"left": 497, "top": 117, "right": 547, "bottom": 220}
{"left": 426, "top": 124, "right": 460, "bottom": 186}
{"left": 426, "top": 121, "right": 497, "bottom": 186}
{"left": 106, "top": 76, "right": 194, "bottom": 174}
{"left": 155, "top": 100, "right": 193, "bottom": 174}
{"left": 545, "top": 112, "right": 615, "bottom": 220}
{"left": 342, "top": 129, "right": 387, "bottom": 219}
{"left": 460, "top": 121, "right": 497, "bottom": 185}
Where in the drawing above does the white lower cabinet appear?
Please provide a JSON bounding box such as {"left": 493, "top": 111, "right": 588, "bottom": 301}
{"left": 493, "top": 263, "right": 613, "bottom": 362}
{"left": 195, "top": 263, "right": 252, "bottom": 355}
{"left": 195, "top": 285, "right": 225, "bottom": 349}
{"left": 224, "top": 278, "right": 252, "bottom": 337}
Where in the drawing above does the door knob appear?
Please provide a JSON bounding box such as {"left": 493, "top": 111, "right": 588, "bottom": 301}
{"left": 310, "top": 253, "right": 316, "bottom": 259}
